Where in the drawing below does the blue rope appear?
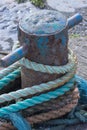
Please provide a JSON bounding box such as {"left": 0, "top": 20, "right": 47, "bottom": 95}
{"left": 75, "top": 75, "right": 87, "bottom": 104}
{"left": 0, "top": 75, "right": 87, "bottom": 130}
{"left": 0, "top": 78, "right": 75, "bottom": 117}
{"left": 33, "top": 76, "right": 87, "bottom": 129}
{"left": 4, "top": 113, "right": 31, "bottom": 130}
{"left": 0, "top": 69, "right": 87, "bottom": 130}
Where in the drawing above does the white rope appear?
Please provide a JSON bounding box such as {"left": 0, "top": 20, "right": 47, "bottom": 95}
{"left": 20, "top": 49, "right": 77, "bottom": 74}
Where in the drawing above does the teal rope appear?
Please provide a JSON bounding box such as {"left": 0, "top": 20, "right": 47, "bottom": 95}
{"left": 36, "top": 113, "right": 87, "bottom": 129}
{"left": 4, "top": 112, "right": 31, "bottom": 130}
{"left": 0, "top": 68, "right": 21, "bottom": 89}
{"left": 0, "top": 42, "right": 79, "bottom": 128}
{"left": 0, "top": 42, "right": 20, "bottom": 79}
{"left": 0, "top": 63, "right": 20, "bottom": 79}
{"left": 75, "top": 75, "right": 87, "bottom": 104}
{"left": 38, "top": 75, "right": 87, "bottom": 129}
{"left": 0, "top": 78, "right": 75, "bottom": 117}
{"left": 0, "top": 68, "right": 76, "bottom": 103}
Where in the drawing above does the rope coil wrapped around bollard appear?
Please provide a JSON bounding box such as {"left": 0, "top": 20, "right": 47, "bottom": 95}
{"left": 0, "top": 10, "right": 86, "bottom": 130}
{"left": 0, "top": 42, "right": 85, "bottom": 130}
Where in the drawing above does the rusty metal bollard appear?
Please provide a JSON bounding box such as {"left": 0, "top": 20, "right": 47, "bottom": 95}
{"left": 0, "top": 10, "right": 82, "bottom": 67}
{"left": 0, "top": 10, "right": 82, "bottom": 89}
{"left": 0, "top": 9, "right": 83, "bottom": 125}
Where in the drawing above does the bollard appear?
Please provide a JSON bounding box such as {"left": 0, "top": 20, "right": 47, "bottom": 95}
{"left": 0, "top": 11, "right": 82, "bottom": 67}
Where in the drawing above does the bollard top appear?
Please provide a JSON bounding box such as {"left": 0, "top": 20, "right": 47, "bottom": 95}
{"left": 19, "top": 10, "right": 67, "bottom": 36}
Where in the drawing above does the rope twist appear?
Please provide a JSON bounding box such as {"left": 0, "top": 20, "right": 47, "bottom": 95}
{"left": 20, "top": 49, "right": 77, "bottom": 74}
{"left": 0, "top": 78, "right": 75, "bottom": 117}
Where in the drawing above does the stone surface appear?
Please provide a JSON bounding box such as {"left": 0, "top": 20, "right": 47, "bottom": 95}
{"left": 0, "top": 1, "right": 38, "bottom": 51}
{"left": 69, "top": 36, "right": 87, "bottom": 80}
{"left": 47, "top": 0, "right": 87, "bottom": 13}
{"left": 0, "top": 0, "right": 14, "bottom": 5}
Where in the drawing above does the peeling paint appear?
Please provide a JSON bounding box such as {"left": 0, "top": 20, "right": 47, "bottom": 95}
{"left": 55, "top": 33, "right": 67, "bottom": 46}
{"left": 20, "top": 10, "right": 67, "bottom": 35}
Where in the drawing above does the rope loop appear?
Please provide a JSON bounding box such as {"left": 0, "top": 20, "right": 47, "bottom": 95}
{"left": 0, "top": 77, "right": 75, "bottom": 117}
{"left": 0, "top": 66, "right": 76, "bottom": 103}
{"left": 0, "top": 41, "right": 79, "bottom": 128}
{"left": 20, "top": 48, "right": 77, "bottom": 74}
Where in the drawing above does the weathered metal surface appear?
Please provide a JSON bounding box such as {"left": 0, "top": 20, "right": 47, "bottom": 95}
{"left": 18, "top": 10, "right": 82, "bottom": 89}
{"left": 0, "top": 10, "right": 82, "bottom": 67}
{"left": 19, "top": 10, "right": 67, "bottom": 35}
{"left": 19, "top": 28, "right": 68, "bottom": 66}
{"left": 68, "top": 13, "right": 82, "bottom": 29}
{"left": 18, "top": 10, "right": 69, "bottom": 66}
{"left": 0, "top": 45, "right": 29, "bottom": 67}
{"left": 18, "top": 10, "right": 67, "bottom": 88}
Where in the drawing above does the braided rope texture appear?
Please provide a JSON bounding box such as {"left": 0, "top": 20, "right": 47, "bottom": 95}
{"left": 0, "top": 41, "right": 78, "bottom": 126}
{"left": 20, "top": 49, "right": 77, "bottom": 74}
{"left": 0, "top": 68, "right": 21, "bottom": 90}
{"left": 23, "top": 86, "right": 78, "bottom": 117}
{"left": 0, "top": 62, "right": 20, "bottom": 79}
{"left": 27, "top": 94, "right": 78, "bottom": 124}
{"left": 0, "top": 78, "right": 75, "bottom": 117}
{"left": 0, "top": 67, "right": 76, "bottom": 103}
{"left": 0, "top": 98, "right": 77, "bottom": 130}
{"left": 0, "top": 87, "right": 79, "bottom": 129}
{"left": 0, "top": 123, "right": 16, "bottom": 130}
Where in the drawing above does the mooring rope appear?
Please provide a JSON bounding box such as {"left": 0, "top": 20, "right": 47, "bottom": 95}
{"left": 24, "top": 87, "right": 78, "bottom": 113}
{"left": 36, "top": 77, "right": 87, "bottom": 129}
{"left": 0, "top": 62, "right": 20, "bottom": 79}
{"left": 22, "top": 87, "right": 77, "bottom": 116}
{"left": 0, "top": 67, "right": 76, "bottom": 103}
{"left": 27, "top": 98, "right": 78, "bottom": 124}
{"left": 0, "top": 68, "right": 21, "bottom": 89}
{"left": 12, "top": 42, "right": 78, "bottom": 75}
{"left": 0, "top": 78, "right": 75, "bottom": 117}
{"left": 1, "top": 42, "right": 85, "bottom": 130}
{"left": 4, "top": 112, "right": 31, "bottom": 130}
{"left": 20, "top": 49, "right": 77, "bottom": 74}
